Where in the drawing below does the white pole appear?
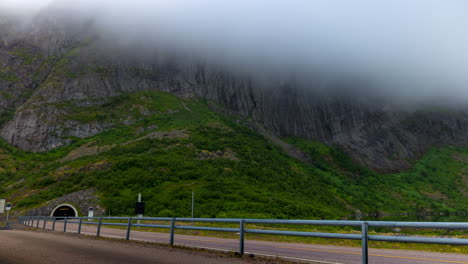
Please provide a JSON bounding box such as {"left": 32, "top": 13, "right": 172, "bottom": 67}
{"left": 191, "top": 191, "right": 194, "bottom": 218}
{"left": 137, "top": 193, "right": 142, "bottom": 228}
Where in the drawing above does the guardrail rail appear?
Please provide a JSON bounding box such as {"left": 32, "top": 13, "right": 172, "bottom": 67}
{"left": 18, "top": 216, "right": 468, "bottom": 264}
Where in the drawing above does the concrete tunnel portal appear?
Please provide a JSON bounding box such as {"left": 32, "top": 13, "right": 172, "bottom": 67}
{"left": 51, "top": 204, "right": 78, "bottom": 218}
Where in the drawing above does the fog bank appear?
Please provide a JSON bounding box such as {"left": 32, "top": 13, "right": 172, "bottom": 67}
{"left": 3, "top": 0, "right": 468, "bottom": 103}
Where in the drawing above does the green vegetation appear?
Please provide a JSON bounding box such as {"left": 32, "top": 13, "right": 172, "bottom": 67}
{"left": 11, "top": 48, "right": 41, "bottom": 65}
{"left": 0, "top": 91, "right": 467, "bottom": 222}
{"left": 94, "top": 66, "right": 111, "bottom": 77}
{"left": 287, "top": 137, "right": 468, "bottom": 215}
{"left": 58, "top": 91, "right": 184, "bottom": 124}
{"left": 0, "top": 73, "right": 19, "bottom": 82}
{"left": 0, "top": 109, "right": 15, "bottom": 127}
{"left": 0, "top": 67, "right": 19, "bottom": 82}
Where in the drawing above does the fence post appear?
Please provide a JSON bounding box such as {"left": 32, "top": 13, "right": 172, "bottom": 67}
{"left": 126, "top": 217, "right": 132, "bottom": 240}
{"left": 36, "top": 217, "right": 40, "bottom": 228}
{"left": 96, "top": 217, "right": 103, "bottom": 237}
{"left": 42, "top": 216, "right": 47, "bottom": 230}
{"left": 64, "top": 217, "right": 68, "bottom": 232}
{"left": 78, "top": 218, "right": 83, "bottom": 234}
{"left": 239, "top": 219, "right": 245, "bottom": 256}
{"left": 362, "top": 221, "right": 368, "bottom": 264}
{"left": 169, "top": 218, "right": 175, "bottom": 246}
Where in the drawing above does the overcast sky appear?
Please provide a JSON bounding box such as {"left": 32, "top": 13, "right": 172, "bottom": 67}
{"left": 2, "top": 0, "right": 468, "bottom": 103}
{"left": 0, "top": 0, "right": 50, "bottom": 13}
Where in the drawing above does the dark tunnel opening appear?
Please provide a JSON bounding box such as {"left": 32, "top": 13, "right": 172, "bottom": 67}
{"left": 52, "top": 205, "right": 77, "bottom": 219}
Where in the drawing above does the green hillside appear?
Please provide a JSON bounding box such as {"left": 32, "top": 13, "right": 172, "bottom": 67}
{"left": 0, "top": 91, "right": 466, "bottom": 219}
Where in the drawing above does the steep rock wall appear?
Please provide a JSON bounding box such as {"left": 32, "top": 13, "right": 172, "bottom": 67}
{"left": 1, "top": 17, "right": 468, "bottom": 172}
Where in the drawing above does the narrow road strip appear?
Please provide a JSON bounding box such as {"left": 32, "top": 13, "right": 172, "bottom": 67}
{"left": 277, "top": 246, "right": 468, "bottom": 264}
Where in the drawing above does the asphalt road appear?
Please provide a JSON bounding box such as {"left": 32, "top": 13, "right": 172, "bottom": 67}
{"left": 22, "top": 219, "right": 468, "bottom": 264}
{"left": 0, "top": 230, "right": 263, "bottom": 264}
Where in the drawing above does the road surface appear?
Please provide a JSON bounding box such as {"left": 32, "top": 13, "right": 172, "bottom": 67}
{"left": 19, "top": 219, "right": 468, "bottom": 264}
{"left": 0, "top": 230, "right": 278, "bottom": 264}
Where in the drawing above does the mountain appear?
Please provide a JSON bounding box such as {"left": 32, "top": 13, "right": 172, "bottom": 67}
{"left": 0, "top": 13, "right": 466, "bottom": 218}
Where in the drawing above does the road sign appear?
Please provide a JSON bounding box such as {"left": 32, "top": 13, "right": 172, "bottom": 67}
{"left": 135, "top": 202, "right": 145, "bottom": 215}
{"left": 0, "top": 199, "right": 4, "bottom": 214}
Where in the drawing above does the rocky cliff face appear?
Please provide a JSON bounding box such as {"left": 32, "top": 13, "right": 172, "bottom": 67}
{"left": 1, "top": 15, "right": 468, "bottom": 172}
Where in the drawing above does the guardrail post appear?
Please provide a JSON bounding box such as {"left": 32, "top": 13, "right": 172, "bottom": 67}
{"left": 64, "top": 217, "right": 68, "bottom": 232}
{"left": 169, "top": 218, "right": 175, "bottom": 246}
{"left": 52, "top": 217, "right": 56, "bottom": 231}
{"left": 239, "top": 219, "right": 245, "bottom": 256}
{"left": 362, "top": 221, "right": 368, "bottom": 264}
{"left": 96, "top": 217, "right": 103, "bottom": 237}
{"left": 42, "top": 216, "right": 47, "bottom": 230}
{"left": 78, "top": 218, "right": 83, "bottom": 234}
{"left": 126, "top": 217, "right": 132, "bottom": 240}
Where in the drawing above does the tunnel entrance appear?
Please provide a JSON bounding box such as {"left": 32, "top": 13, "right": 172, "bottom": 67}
{"left": 51, "top": 204, "right": 78, "bottom": 218}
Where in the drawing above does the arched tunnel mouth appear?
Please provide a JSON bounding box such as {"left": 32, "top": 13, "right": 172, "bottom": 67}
{"left": 52, "top": 205, "right": 77, "bottom": 219}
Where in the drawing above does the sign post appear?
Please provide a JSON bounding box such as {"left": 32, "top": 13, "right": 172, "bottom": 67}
{"left": 135, "top": 193, "right": 145, "bottom": 228}
{"left": 191, "top": 191, "right": 194, "bottom": 218}
{"left": 88, "top": 207, "right": 94, "bottom": 221}
{"left": 5, "top": 203, "right": 12, "bottom": 223}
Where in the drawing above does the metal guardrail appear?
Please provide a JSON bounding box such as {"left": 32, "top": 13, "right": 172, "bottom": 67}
{"left": 18, "top": 216, "right": 468, "bottom": 264}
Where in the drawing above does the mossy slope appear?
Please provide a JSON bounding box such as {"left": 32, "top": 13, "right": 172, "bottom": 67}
{"left": 0, "top": 91, "right": 466, "bottom": 219}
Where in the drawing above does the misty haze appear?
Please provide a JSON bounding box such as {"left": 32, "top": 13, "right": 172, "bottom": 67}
{"left": 3, "top": 0, "right": 468, "bottom": 102}
{"left": 0, "top": 1, "right": 467, "bottom": 264}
